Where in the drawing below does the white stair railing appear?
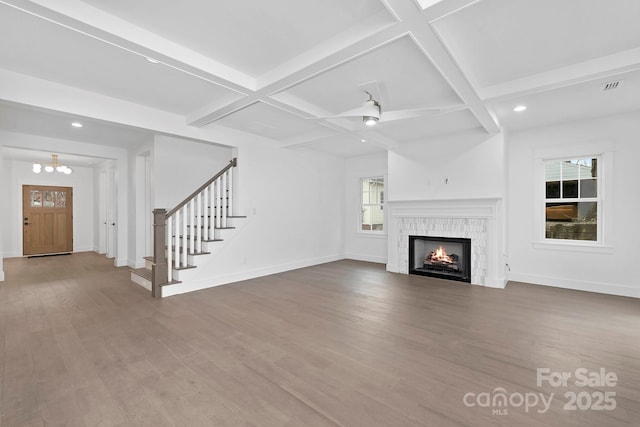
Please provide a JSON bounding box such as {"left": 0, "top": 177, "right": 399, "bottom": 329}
{"left": 152, "top": 158, "right": 237, "bottom": 296}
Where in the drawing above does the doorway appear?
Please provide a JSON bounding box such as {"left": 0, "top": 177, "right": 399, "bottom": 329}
{"left": 22, "top": 185, "right": 73, "bottom": 256}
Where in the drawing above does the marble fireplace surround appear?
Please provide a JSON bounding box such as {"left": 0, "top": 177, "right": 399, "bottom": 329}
{"left": 386, "top": 198, "right": 506, "bottom": 288}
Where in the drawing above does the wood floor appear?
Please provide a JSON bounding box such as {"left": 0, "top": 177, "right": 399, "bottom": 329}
{"left": 1, "top": 253, "right": 638, "bottom": 426}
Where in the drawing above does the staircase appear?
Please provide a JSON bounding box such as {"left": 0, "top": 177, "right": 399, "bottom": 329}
{"left": 130, "top": 158, "right": 244, "bottom": 297}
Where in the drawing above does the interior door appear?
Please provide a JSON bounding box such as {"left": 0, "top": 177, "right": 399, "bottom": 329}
{"left": 23, "top": 185, "right": 73, "bottom": 256}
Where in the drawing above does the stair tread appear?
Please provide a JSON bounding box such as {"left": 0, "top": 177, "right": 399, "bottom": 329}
{"left": 160, "top": 279, "right": 182, "bottom": 287}
{"left": 172, "top": 264, "right": 197, "bottom": 271}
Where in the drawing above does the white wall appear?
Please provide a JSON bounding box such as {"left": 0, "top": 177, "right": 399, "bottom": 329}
{"left": 506, "top": 111, "right": 640, "bottom": 298}
{"left": 1, "top": 159, "right": 95, "bottom": 257}
{"left": 344, "top": 151, "right": 388, "bottom": 263}
{"left": 163, "top": 141, "right": 346, "bottom": 296}
{"left": 388, "top": 131, "right": 505, "bottom": 201}
{"left": 153, "top": 135, "right": 233, "bottom": 209}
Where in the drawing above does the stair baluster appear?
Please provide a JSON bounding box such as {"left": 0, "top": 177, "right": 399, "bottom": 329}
{"left": 222, "top": 171, "right": 228, "bottom": 228}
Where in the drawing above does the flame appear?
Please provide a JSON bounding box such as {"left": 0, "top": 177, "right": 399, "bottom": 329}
{"left": 427, "top": 246, "right": 453, "bottom": 264}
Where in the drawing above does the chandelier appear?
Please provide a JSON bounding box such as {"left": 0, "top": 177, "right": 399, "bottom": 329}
{"left": 33, "top": 154, "right": 73, "bottom": 175}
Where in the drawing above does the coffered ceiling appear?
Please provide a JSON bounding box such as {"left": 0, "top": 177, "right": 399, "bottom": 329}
{"left": 1, "top": 0, "right": 639, "bottom": 158}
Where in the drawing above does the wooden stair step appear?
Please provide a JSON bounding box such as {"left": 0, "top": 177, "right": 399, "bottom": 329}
{"left": 130, "top": 267, "right": 152, "bottom": 281}
{"left": 172, "top": 264, "right": 197, "bottom": 271}
{"left": 131, "top": 267, "right": 183, "bottom": 284}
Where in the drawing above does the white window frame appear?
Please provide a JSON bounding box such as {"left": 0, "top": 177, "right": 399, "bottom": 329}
{"left": 359, "top": 176, "right": 385, "bottom": 234}
{"left": 533, "top": 142, "right": 614, "bottom": 253}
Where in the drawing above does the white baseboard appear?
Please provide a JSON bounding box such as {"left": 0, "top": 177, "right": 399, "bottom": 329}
{"left": 163, "top": 253, "right": 345, "bottom": 298}
{"left": 482, "top": 275, "right": 508, "bottom": 289}
{"left": 344, "top": 253, "right": 387, "bottom": 264}
{"left": 508, "top": 272, "right": 640, "bottom": 299}
{"left": 386, "top": 263, "right": 398, "bottom": 273}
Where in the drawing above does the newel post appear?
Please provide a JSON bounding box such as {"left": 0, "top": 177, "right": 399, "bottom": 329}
{"left": 152, "top": 208, "right": 167, "bottom": 298}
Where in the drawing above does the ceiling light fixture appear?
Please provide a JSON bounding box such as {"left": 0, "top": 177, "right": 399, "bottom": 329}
{"left": 363, "top": 116, "right": 378, "bottom": 126}
{"left": 71, "top": 121, "right": 83, "bottom": 128}
{"left": 145, "top": 57, "right": 160, "bottom": 64}
{"left": 33, "top": 154, "right": 73, "bottom": 175}
{"left": 513, "top": 105, "right": 527, "bottom": 112}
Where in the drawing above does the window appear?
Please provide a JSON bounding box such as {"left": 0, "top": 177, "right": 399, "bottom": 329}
{"left": 544, "top": 157, "right": 599, "bottom": 242}
{"left": 361, "top": 177, "right": 384, "bottom": 232}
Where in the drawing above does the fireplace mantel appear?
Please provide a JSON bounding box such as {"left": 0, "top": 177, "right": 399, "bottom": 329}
{"left": 387, "top": 197, "right": 501, "bottom": 218}
{"left": 386, "top": 197, "right": 506, "bottom": 288}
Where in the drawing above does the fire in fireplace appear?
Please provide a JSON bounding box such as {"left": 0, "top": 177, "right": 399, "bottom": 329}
{"left": 409, "top": 235, "right": 471, "bottom": 283}
{"left": 424, "top": 246, "right": 461, "bottom": 273}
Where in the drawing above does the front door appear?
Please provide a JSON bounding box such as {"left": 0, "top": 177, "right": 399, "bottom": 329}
{"left": 23, "top": 185, "right": 73, "bottom": 256}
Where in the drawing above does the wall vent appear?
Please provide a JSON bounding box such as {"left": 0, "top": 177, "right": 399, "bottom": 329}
{"left": 601, "top": 80, "right": 623, "bottom": 91}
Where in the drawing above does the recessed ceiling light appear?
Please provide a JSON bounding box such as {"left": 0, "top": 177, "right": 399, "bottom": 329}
{"left": 145, "top": 57, "right": 160, "bottom": 64}
{"left": 513, "top": 105, "right": 527, "bottom": 112}
{"left": 71, "top": 122, "right": 83, "bottom": 128}
{"left": 361, "top": 139, "right": 366, "bottom": 143}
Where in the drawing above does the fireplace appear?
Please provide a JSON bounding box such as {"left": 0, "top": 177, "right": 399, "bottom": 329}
{"left": 408, "top": 235, "right": 471, "bottom": 283}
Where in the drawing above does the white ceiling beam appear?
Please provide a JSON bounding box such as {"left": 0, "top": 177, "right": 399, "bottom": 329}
{"left": 187, "top": 23, "right": 410, "bottom": 127}
{"left": 479, "top": 47, "right": 640, "bottom": 102}
{"left": 0, "top": 68, "right": 273, "bottom": 148}
{"left": 380, "top": 0, "right": 499, "bottom": 133}
{"left": 407, "top": 26, "right": 499, "bottom": 133}
{"left": 0, "top": 0, "right": 255, "bottom": 93}
{"left": 249, "top": 0, "right": 499, "bottom": 146}
{"left": 421, "top": 0, "right": 482, "bottom": 23}
{"left": 257, "top": 26, "right": 406, "bottom": 93}
{"left": 187, "top": 0, "right": 499, "bottom": 135}
{"left": 187, "top": 97, "right": 260, "bottom": 126}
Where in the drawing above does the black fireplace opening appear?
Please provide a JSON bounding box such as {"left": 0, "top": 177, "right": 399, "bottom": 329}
{"left": 409, "top": 235, "right": 471, "bottom": 283}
